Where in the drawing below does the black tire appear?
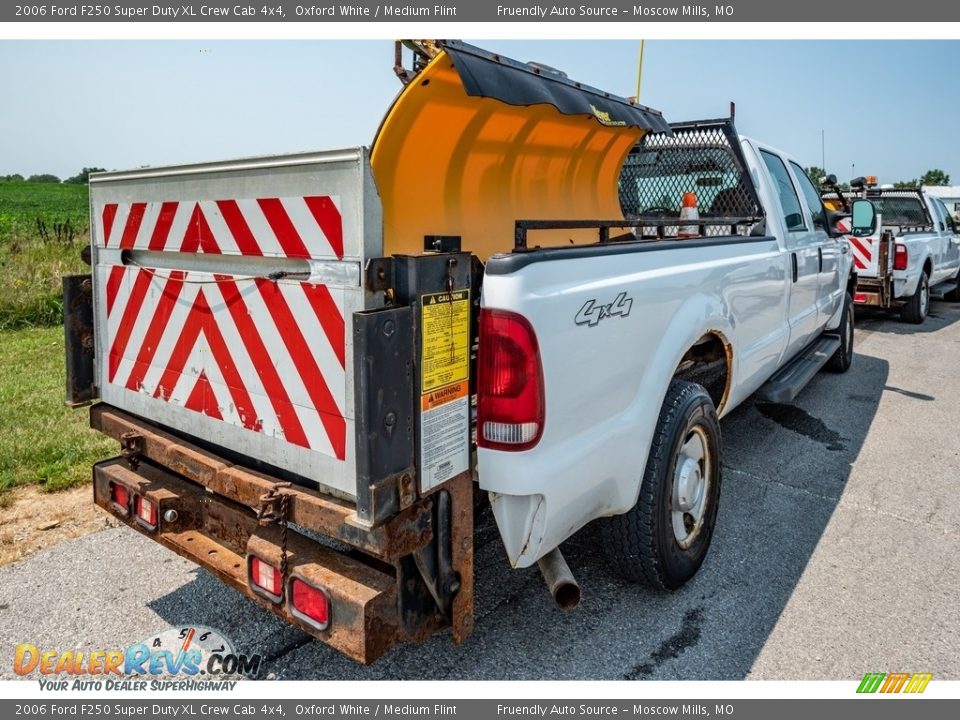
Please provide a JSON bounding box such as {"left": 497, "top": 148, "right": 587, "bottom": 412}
{"left": 900, "top": 271, "right": 930, "bottom": 324}
{"left": 826, "top": 292, "right": 854, "bottom": 373}
{"left": 602, "top": 379, "right": 722, "bottom": 590}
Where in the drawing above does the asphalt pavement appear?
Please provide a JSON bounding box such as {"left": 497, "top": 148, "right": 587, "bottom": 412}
{"left": 2, "top": 301, "right": 959, "bottom": 681}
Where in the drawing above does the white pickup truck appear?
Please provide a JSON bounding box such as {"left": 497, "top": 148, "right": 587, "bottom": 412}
{"left": 64, "top": 41, "right": 870, "bottom": 663}
{"left": 824, "top": 181, "right": 960, "bottom": 322}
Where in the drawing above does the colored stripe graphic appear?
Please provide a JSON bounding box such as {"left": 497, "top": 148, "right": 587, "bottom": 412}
{"left": 100, "top": 196, "right": 346, "bottom": 461}
{"left": 857, "top": 672, "right": 932, "bottom": 694}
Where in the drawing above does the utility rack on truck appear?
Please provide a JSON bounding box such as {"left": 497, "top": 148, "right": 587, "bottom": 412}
{"left": 63, "top": 40, "right": 671, "bottom": 663}
{"left": 65, "top": 41, "right": 865, "bottom": 665}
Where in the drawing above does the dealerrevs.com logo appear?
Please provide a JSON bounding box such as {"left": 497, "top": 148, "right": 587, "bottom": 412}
{"left": 15, "top": 626, "right": 263, "bottom": 691}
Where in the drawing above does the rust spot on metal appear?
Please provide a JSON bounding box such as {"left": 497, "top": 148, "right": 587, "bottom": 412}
{"left": 93, "top": 457, "right": 399, "bottom": 665}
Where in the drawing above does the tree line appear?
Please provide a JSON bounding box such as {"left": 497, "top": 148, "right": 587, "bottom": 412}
{"left": 805, "top": 166, "right": 951, "bottom": 189}
{"left": 0, "top": 168, "right": 107, "bottom": 185}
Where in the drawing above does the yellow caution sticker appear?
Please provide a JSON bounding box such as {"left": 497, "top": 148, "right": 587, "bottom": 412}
{"left": 420, "top": 289, "right": 470, "bottom": 393}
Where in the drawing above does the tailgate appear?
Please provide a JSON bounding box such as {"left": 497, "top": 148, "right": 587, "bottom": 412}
{"left": 89, "top": 149, "right": 380, "bottom": 499}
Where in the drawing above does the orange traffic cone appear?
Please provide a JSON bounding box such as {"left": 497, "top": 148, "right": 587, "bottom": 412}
{"left": 678, "top": 192, "right": 699, "bottom": 238}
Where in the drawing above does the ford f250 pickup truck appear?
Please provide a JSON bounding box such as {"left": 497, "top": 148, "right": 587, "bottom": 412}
{"left": 823, "top": 179, "right": 960, "bottom": 322}
{"left": 63, "top": 40, "right": 872, "bottom": 663}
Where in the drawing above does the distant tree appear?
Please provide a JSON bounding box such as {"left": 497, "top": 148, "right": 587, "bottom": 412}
{"left": 0, "top": 173, "right": 24, "bottom": 182}
{"left": 64, "top": 167, "right": 106, "bottom": 184}
{"left": 26, "top": 173, "right": 61, "bottom": 183}
{"left": 893, "top": 179, "right": 918, "bottom": 189}
{"left": 919, "top": 169, "right": 950, "bottom": 186}
{"left": 805, "top": 166, "right": 826, "bottom": 186}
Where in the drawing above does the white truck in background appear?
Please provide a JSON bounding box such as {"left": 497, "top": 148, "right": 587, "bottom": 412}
{"left": 824, "top": 178, "right": 960, "bottom": 322}
{"left": 64, "top": 41, "right": 871, "bottom": 663}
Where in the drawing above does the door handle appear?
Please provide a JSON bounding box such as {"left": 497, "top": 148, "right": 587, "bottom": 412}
{"left": 818, "top": 247, "right": 823, "bottom": 273}
{"left": 791, "top": 253, "right": 798, "bottom": 282}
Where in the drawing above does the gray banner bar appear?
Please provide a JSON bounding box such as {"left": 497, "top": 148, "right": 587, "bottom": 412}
{"left": 2, "top": 0, "right": 959, "bottom": 22}
{"left": 2, "top": 700, "right": 958, "bottom": 719}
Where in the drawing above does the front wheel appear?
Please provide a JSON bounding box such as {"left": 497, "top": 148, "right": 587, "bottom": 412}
{"left": 601, "top": 380, "right": 722, "bottom": 590}
{"left": 826, "top": 292, "right": 854, "bottom": 373}
{"left": 900, "top": 271, "right": 930, "bottom": 324}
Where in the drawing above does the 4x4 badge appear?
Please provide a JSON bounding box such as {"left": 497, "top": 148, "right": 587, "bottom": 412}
{"left": 575, "top": 292, "right": 633, "bottom": 327}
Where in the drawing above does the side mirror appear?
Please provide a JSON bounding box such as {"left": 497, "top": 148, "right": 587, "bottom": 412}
{"left": 850, "top": 199, "right": 876, "bottom": 236}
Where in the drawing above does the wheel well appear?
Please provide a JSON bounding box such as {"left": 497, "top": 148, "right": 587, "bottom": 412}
{"left": 673, "top": 332, "right": 731, "bottom": 413}
{"left": 924, "top": 258, "right": 933, "bottom": 277}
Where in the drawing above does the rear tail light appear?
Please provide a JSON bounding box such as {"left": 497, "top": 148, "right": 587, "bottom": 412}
{"left": 109, "top": 482, "right": 130, "bottom": 514}
{"left": 289, "top": 576, "right": 331, "bottom": 630}
{"left": 477, "top": 308, "right": 545, "bottom": 451}
{"left": 854, "top": 292, "right": 868, "bottom": 304}
{"left": 133, "top": 494, "right": 157, "bottom": 529}
{"left": 894, "top": 243, "right": 908, "bottom": 271}
{"left": 249, "top": 556, "right": 282, "bottom": 601}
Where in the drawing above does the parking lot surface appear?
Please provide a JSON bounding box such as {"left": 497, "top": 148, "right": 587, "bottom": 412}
{"left": 2, "top": 302, "right": 958, "bottom": 681}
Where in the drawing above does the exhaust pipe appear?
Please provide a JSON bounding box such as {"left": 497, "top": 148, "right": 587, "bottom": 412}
{"left": 537, "top": 548, "right": 581, "bottom": 610}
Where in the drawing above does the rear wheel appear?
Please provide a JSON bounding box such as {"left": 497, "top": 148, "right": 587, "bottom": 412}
{"left": 602, "top": 380, "right": 722, "bottom": 590}
{"left": 900, "top": 271, "right": 930, "bottom": 324}
{"left": 826, "top": 292, "right": 854, "bottom": 373}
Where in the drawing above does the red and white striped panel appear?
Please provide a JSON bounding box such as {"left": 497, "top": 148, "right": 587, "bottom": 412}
{"left": 99, "top": 197, "right": 347, "bottom": 461}
{"left": 97, "top": 196, "right": 343, "bottom": 259}
{"left": 835, "top": 217, "right": 872, "bottom": 272}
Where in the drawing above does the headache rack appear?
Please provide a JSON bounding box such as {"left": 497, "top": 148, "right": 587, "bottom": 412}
{"left": 823, "top": 187, "right": 934, "bottom": 233}
{"left": 514, "top": 116, "right": 765, "bottom": 251}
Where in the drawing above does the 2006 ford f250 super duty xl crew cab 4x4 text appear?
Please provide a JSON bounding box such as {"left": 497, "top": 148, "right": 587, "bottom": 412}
{"left": 63, "top": 41, "right": 873, "bottom": 663}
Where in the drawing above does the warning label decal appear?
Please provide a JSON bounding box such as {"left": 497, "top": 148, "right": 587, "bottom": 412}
{"left": 421, "top": 289, "right": 470, "bottom": 393}
{"left": 419, "top": 380, "right": 470, "bottom": 492}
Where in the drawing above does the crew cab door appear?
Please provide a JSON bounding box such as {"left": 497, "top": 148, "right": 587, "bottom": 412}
{"left": 759, "top": 149, "right": 820, "bottom": 355}
{"left": 790, "top": 161, "right": 843, "bottom": 326}
{"left": 932, "top": 197, "right": 960, "bottom": 280}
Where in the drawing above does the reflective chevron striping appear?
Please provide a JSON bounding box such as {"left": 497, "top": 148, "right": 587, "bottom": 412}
{"left": 99, "top": 196, "right": 346, "bottom": 461}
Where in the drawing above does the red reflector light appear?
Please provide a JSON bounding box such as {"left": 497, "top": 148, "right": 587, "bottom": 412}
{"left": 133, "top": 494, "right": 157, "bottom": 528}
{"left": 110, "top": 482, "right": 129, "bottom": 511}
{"left": 854, "top": 292, "right": 868, "bottom": 304}
{"left": 894, "top": 244, "right": 908, "bottom": 271}
{"left": 249, "top": 556, "right": 282, "bottom": 600}
{"left": 290, "top": 577, "right": 330, "bottom": 630}
{"left": 477, "top": 308, "right": 545, "bottom": 451}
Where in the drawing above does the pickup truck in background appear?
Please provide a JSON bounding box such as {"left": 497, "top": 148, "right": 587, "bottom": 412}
{"left": 823, "top": 179, "right": 960, "bottom": 323}
{"left": 63, "top": 40, "right": 871, "bottom": 664}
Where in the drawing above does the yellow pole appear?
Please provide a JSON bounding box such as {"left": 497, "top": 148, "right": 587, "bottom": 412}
{"left": 635, "top": 40, "right": 646, "bottom": 101}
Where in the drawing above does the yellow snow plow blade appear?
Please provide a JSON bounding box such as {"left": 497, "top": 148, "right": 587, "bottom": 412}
{"left": 371, "top": 41, "right": 670, "bottom": 261}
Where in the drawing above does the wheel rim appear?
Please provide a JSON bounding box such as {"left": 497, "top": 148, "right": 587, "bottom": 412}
{"left": 920, "top": 277, "right": 929, "bottom": 316}
{"left": 671, "top": 426, "right": 712, "bottom": 549}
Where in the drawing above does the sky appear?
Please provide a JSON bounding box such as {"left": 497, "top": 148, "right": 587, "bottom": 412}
{"left": 1, "top": 39, "right": 958, "bottom": 185}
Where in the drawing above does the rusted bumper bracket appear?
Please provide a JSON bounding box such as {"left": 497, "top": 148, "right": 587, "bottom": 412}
{"left": 90, "top": 404, "right": 475, "bottom": 660}
{"left": 94, "top": 457, "right": 398, "bottom": 664}
{"left": 91, "top": 405, "right": 432, "bottom": 561}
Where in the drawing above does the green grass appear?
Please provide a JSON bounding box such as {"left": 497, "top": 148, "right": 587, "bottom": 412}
{"left": 0, "top": 182, "right": 112, "bottom": 492}
{"left": 0, "top": 326, "right": 114, "bottom": 492}
{"left": 0, "top": 182, "right": 90, "bottom": 330}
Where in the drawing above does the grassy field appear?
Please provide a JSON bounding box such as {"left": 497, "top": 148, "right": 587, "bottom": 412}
{"left": 0, "top": 182, "right": 113, "bottom": 494}
{"left": 0, "top": 181, "right": 90, "bottom": 330}
{"left": 0, "top": 326, "right": 115, "bottom": 493}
